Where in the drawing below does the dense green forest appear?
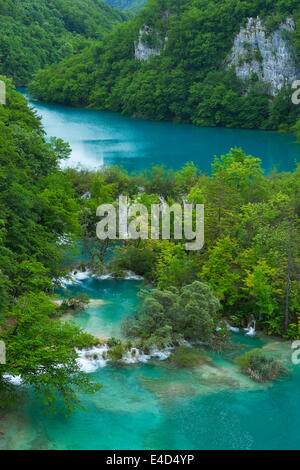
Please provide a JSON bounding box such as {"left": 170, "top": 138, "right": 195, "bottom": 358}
{"left": 0, "top": 0, "right": 129, "bottom": 85}
{"left": 0, "top": 79, "right": 100, "bottom": 413}
{"left": 104, "top": 0, "right": 146, "bottom": 13}
{"left": 30, "top": 0, "right": 300, "bottom": 132}
{"left": 65, "top": 151, "right": 300, "bottom": 344}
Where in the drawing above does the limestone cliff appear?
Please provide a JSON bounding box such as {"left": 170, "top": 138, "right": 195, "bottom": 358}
{"left": 227, "top": 17, "right": 298, "bottom": 95}
{"left": 134, "top": 25, "right": 168, "bottom": 61}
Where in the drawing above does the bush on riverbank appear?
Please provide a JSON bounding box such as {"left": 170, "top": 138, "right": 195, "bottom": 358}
{"left": 235, "top": 349, "right": 288, "bottom": 382}
{"left": 61, "top": 293, "right": 90, "bottom": 312}
{"left": 122, "top": 281, "right": 221, "bottom": 350}
{"left": 107, "top": 344, "right": 124, "bottom": 361}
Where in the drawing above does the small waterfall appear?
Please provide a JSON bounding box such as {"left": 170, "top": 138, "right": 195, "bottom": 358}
{"left": 3, "top": 374, "right": 23, "bottom": 385}
{"left": 59, "top": 268, "right": 92, "bottom": 286}
{"left": 216, "top": 320, "right": 239, "bottom": 333}
{"left": 99, "top": 271, "right": 143, "bottom": 280}
{"left": 76, "top": 345, "right": 109, "bottom": 372}
{"left": 76, "top": 345, "right": 173, "bottom": 372}
{"left": 59, "top": 269, "right": 143, "bottom": 284}
{"left": 122, "top": 348, "right": 150, "bottom": 364}
{"left": 244, "top": 315, "right": 256, "bottom": 337}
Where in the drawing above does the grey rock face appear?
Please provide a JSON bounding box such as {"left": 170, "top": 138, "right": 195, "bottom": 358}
{"left": 227, "top": 17, "right": 298, "bottom": 95}
{"left": 134, "top": 26, "right": 167, "bottom": 61}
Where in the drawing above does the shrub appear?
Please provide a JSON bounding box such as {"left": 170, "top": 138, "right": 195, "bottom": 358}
{"left": 235, "top": 349, "right": 288, "bottom": 382}
{"left": 107, "top": 337, "right": 122, "bottom": 348}
{"left": 63, "top": 293, "right": 89, "bottom": 311}
{"left": 122, "top": 281, "right": 221, "bottom": 349}
{"left": 108, "top": 344, "right": 124, "bottom": 361}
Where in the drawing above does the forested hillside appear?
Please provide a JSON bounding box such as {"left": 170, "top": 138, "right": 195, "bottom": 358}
{"left": 104, "top": 0, "right": 146, "bottom": 13}
{"left": 30, "top": 0, "right": 300, "bottom": 132}
{"left": 0, "top": 0, "right": 129, "bottom": 84}
{"left": 0, "top": 79, "right": 100, "bottom": 412}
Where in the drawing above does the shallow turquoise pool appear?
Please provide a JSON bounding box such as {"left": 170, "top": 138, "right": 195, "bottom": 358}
{"left": 1, "top": 277, "right": 299, "bottom": 450}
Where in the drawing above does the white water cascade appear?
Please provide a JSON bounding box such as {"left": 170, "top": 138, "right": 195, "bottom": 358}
{"left": 216, "top": 320, "right": 239, "bottom": 333}
{"left": 244, "top": 316, "right": 256, "bottom": 337}
{"left": 75, "top": 345, "right": 172, "bottom": 373}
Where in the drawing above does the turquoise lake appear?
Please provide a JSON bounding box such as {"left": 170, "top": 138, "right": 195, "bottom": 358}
{"left": 23, "top": 91, "right": 300, "bottom": 173}
{"left": 1, "top": 93, "right": 300, "bottom": 450}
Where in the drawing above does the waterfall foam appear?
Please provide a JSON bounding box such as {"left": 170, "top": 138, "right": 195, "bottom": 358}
{"left": 99, "top": 271, "right": 144, "bottom": 281}
{"left": 76, "top": 345, "right": 172, "bottom": 372}
{"left": 3, "top": 374, "right": 23, "bottom": 385}
{"left": 60, "top": 269, "right": 143, "bottom": 285}
{"left": 244, "top": 316, "right": 256, "bottom": 337}
{"left": 122, "top": 348, "right": 151, "bottom": 364}
{"left": 216, "top": 320, "right": 240, "bottom": 333}
{"left": 75, "top": 345, "right": 109, "bottom": 372}
{"left": 59, "top": 269, "right": 93, "bottom": 286}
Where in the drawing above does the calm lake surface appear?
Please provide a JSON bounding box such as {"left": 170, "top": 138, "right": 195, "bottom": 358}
{"left": 23, "top": 91, "right": 300, "bottom": 173}
{"left": 1, "top": 92, "right": 299, "bottom": 450}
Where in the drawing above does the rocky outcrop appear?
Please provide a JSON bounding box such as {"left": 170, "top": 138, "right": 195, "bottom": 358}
{"left": 134, "top": 25, "right": 167, "bottom": 61}
{"left": 227, "top": 17, "right": 298, "bottom": 95}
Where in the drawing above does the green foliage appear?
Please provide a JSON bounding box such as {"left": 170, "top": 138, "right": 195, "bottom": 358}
{"left": 107, "top": 344, "right": 124, "bottom": 360}
{"left": 155, "top": 241, "right": 198, "bottom": 289}
{"left": 122, "top": 281, "right": 221, "bottom": 350}
{"left": 235, "top": 348, "right": 288, "bottom": 382}
{"left": 104, "top": 0, "right": 146, "bottom": 13}
{"left": 30, "top": 0, "right": 300, "bottom": 132}
{"left": 112, "top": 243, "right": 157, "bottom": 278}
{"left": 1, "top": 293, "right": 100, "bottom": 414}
{"left": 62, "top": 293, "right": 90, "bottom": 311}
{"left": 106, "top": 337, "right": 122, "bottom": 348}
{"left": 84, "top": 148, "right": 300, "bottom": 337}
{"left": 169, "top": 345, "right": 206, "bottom": 367}
{"left": 201, "top": 236, "right": 240, "bottom": 306}
{"left": 0, "top": 0, "right": 129, "bottom": 84}
{"left": 0, "top": 80, "right": 101, "bottom": 414}
{"left": 293, "top": 118, "right": 300, "bottom": 142}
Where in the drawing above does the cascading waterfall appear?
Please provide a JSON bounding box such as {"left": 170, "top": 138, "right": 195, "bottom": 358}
{"left": 244, "top": 315, "right": 256, "bottom": 337}
{"left": 59, "top": 269, "right": 143, "bottom": 286}
{"left": 216, "top": 320, "right": 239, "bottom": 333}
{"left": 75, "top": 345, "right": 173, "bottom": 372}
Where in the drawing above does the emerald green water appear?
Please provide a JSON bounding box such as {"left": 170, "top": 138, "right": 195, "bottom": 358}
{"left": 1, "top": 277, "right": 299, "bottom": 450}
{"left": 2, "top": 93, "right": 299, "bottom": 450}
{"left": 61, "top": 278, "right": 142, "bottom": 339}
